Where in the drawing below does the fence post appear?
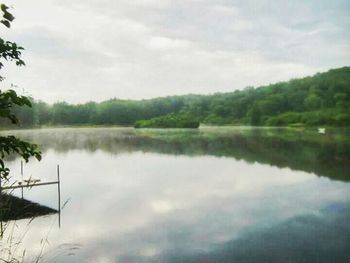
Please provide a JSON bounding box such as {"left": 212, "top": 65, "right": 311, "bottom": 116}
{"left": 57, "top": 165, "right": 61, "bottom": 228}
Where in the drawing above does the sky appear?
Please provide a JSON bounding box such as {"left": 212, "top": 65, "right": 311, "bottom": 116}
{"left": 1, "top": 0, "right": 350, "bottom": 104}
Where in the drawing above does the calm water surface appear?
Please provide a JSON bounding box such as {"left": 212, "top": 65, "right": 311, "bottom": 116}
{"left": 1, "top": 127, "right": 350, "bottom": 262}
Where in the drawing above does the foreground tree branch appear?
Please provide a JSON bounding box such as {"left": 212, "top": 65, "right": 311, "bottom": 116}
{"left": 0, "top": 4, "right": 41, "bottom": 179}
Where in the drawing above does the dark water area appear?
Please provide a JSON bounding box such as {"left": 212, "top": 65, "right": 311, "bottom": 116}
{"left": 0, "top": 194, "right": 57, "bottom": 222}
{"left": 0, "top": 127, "right": 349, "bottom": 262}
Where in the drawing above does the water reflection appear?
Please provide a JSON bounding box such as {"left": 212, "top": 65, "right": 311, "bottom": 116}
{"left": 130, "top": 202, "right": 350, "bottom": 263}
{"left": 0, "top": 127, "right": 349, "bottom": 262}
{"left": 0, "top": 193, "right": 58, "bottom": 262}
{"left": 5, "top": 127, "right": 350, "bottom": 181}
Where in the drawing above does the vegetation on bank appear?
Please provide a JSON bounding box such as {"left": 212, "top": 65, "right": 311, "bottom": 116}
{"left": 1, "top": 66, "right": 349, "bottom": 128}
{"left": 134, "top": 114, "right": 199, "bottom": 128}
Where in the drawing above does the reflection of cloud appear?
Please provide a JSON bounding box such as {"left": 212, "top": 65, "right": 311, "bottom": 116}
{"left": 140, "top": 246, "right": 160, "bottom": 257}
{"left": 150, "top": 200, "right": 175, "bottom": 213}
{"left": 92, "top": 256, "right": 113, "bottom": 263}
{"left": 12, "top": 150, "right": 350, "bottom": 261}
{"left": 142, "top": 202, "right": 350, "bottom": 263}
{"left": 3, "top": 129, "right": 350, "bottom": 261}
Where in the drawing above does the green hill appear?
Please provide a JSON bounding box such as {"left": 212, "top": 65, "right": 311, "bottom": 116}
{"left": 3, "top": 66, "right": 350, "bottom": 127}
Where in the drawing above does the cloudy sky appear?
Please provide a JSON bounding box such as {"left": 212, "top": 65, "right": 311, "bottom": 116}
{"left": 2, "top": 0, "right": 350, "bottom": 103}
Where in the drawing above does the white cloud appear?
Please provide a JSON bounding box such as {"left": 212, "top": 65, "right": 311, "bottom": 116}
{"left": 1, "top": 0, "right": 349, "bottom": 103}
{"left": 148, "top": 36, "right": 190, "bottom": 50}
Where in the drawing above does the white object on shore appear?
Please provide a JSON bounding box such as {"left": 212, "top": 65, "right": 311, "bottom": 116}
{"left": 318, "top": 128, "right": 326, "bottom": 134}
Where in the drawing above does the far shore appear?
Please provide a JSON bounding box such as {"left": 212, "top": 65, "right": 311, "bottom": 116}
{"left": 1, "top": 124, "right": 348, "bottom": 132}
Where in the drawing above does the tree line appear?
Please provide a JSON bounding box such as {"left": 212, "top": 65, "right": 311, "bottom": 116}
{"left": 1, "top": 66, "right": 350, "bottom": 128}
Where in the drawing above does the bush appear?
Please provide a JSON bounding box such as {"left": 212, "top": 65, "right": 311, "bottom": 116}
{"left": 333, "top": 113, "right": 350, "bottom": 126}
{"left": 134, "top": 114, "right": 200, "bottom": 128}
{"left": 265, "top": 112, "right": 301, "bottom": 126}
{"left": 202, "top": 114, "right": 227, "bottom": 125}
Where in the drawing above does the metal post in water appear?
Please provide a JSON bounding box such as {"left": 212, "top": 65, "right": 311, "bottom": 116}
{"left": 0, "top": 220, "right": 3, "bottom": 238}
{"left": 57, "top": 164, "right": 61, "bottom": 228}
{"left": 21, "top": 160, "right": 23, "bottom": 199}
{"left": 0, "top": 175, "right": 2, "bottom": 238}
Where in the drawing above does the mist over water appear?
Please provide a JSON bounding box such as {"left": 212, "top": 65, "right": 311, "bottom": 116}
{"left": 1, "top": 127, "right": 350, "bottom": 262}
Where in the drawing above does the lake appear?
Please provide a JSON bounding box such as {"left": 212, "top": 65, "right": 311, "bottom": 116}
{"left": 1, "top": 127, "right": 350, "bottom": 262}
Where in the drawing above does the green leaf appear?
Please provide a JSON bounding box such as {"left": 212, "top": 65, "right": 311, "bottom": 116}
{"left": 3, "top": 11, "right": 14, "bottom": 22}
{"left": 1, "top": 19, "right": 10, "bottom": 28}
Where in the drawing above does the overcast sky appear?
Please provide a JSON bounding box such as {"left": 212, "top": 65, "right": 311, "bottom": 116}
{"left": 2, "top": 0, "right": 350, "bottom": 103}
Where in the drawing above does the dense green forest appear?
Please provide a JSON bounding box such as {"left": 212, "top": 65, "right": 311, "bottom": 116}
{"left": 1, "top": 66, "right": 349, "bottom": 128}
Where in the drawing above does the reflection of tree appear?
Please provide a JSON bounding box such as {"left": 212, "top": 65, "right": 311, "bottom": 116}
{"left": 0, "top": 194, "right": 57, "bottom": 222}
{"left": 5, "top": 128, "right": 350, "bottom": 182}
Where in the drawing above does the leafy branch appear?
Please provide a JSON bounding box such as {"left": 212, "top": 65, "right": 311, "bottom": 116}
{"left": 0, "top": 4, "right": 41, "bottom": 179}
